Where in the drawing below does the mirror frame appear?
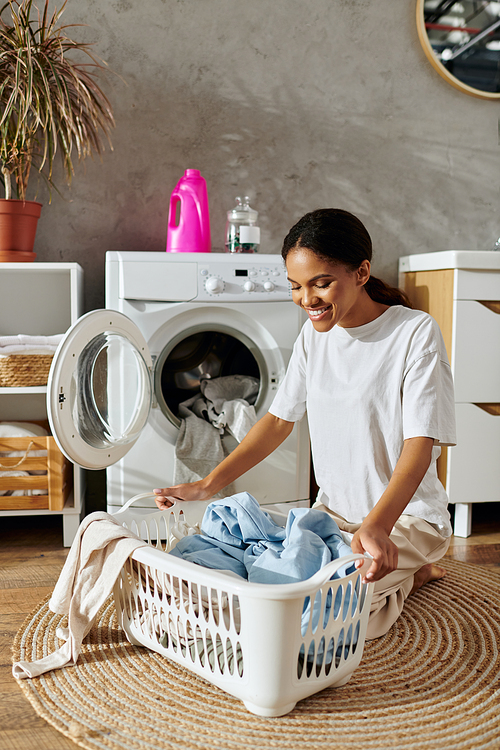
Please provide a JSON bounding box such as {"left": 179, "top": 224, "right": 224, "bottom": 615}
{"left": 416, "top": 0, "right": 500, "bottom": 100}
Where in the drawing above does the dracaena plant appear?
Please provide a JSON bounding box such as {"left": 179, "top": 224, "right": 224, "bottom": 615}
{"left": 0, "top": 0, "right": 115, "bottom": 201}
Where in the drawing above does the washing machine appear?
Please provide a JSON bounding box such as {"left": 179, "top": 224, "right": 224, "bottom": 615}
{"left": 46, "top": 251, "right": 310, "bottom": 518}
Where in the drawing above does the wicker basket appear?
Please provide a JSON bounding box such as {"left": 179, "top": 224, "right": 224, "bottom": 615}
{"left": 0, "top": 354, "right": 54, "bottom": 387}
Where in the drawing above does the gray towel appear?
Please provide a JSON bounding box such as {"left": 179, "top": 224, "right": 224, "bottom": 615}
{"left": 174, "top": 375, "right": 259, "bottom": 495}
{"left": 201, "top": 375, "right": 259, "bottom": 413}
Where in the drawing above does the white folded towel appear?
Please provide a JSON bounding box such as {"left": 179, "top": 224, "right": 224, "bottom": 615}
{"left": 0, "top": 422, "right": 48, "bottom": 438}
{"left": 0, "top": 334, "right": 63, "bottom": 356}
{"left": 0, "top": 348, "right": 58, "bottom": 356}
{"left": 0, "top": 334, "right": 64, "bottom": 347}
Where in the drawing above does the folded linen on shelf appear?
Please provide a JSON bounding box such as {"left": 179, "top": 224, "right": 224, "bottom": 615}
{"left": 0, "top": 421, "right": 48, "bottom": 439}
{"left": 0, "top": 333, "right": 64, "bottom": 356}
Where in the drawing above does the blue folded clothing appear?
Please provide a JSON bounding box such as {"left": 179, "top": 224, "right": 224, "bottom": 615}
{"left": 169, "top": 492, "right": 353, "bottom": 585}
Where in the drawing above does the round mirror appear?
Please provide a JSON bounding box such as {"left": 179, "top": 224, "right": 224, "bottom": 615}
{"left": 416, "top": 0, "right": 500, "bottom": 99}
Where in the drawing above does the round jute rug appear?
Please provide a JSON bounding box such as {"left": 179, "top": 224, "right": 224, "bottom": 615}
{"left": 12, "top": 559, "right": 500, "bottom": 750}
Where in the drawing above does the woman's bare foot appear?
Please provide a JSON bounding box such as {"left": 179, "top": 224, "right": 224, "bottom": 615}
{"left": 410, "top": 563, "right": 446, "bottom": 596}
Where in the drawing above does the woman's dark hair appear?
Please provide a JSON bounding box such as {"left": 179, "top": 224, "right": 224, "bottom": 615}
{"left": 282, "top": 208, "right": 412, "bottom": 309}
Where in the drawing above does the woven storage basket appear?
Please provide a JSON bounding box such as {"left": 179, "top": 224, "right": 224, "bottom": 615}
{"left": 0, "top": 354, "right": 54, "bottom": 387}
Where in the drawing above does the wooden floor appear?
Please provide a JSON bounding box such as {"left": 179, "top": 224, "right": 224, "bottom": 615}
{"left": 1, "top": 507, "right": 500, "bottom": 750}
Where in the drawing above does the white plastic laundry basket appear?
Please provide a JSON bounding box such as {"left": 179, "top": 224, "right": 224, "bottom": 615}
{"left": 112, "top": 494, "right": 374, "bottom": 717}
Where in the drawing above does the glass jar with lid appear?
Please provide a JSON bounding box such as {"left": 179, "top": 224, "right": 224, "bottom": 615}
{"left": 225, "top": 196, "right": 260, "bottom": 253}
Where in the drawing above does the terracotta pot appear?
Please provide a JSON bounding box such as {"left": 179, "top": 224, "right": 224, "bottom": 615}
{"left": 0, "top": 199, "right": 42, "bottom": 261}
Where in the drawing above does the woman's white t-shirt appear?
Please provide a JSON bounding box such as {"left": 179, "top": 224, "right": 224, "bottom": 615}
{"left": 269, "top": 305, "right": 456, "bottom": 536}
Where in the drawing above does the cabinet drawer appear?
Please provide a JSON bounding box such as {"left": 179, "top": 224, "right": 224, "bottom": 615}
{"left": 447, "top": 403, "right": 500, "bottom": 504}
{"left": 453, "top": 300, "right": 500, "bottom": 402}
{"left": 455, "top": 269, "right": 500, "bottom": 300}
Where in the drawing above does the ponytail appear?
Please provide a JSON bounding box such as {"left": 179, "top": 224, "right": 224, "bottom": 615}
{"left": 365, "top": 275, "right": 413, "bottom": 309}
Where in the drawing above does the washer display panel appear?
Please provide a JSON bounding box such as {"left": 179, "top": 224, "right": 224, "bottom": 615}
{"left": 48, "top": 310, "right": 152, "bottom": 469}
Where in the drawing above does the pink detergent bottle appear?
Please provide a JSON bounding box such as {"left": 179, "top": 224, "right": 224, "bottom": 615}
{"left": 166, "top": 169, "right": 211, "bottom": 253}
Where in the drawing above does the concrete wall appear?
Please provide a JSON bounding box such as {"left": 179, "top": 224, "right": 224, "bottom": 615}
{"left": 30, "top": 0, "right": 499, "bottom": 312}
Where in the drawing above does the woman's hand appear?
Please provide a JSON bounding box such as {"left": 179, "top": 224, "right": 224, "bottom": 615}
{"left": 351, "top": 521, "right": 399, "bottom": 583}
{"left": 350, "top": 437, "right": 433, "bottom": 583}
{"left": 153, "top": 413, "right": 294, "bottom": 511}
{"left": 153, "top": 480, "right": 212, "bottom": 509}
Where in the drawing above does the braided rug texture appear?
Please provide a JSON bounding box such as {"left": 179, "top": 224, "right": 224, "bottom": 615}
{"left": 12, "top": 559, "right": 500, "bottom": 750}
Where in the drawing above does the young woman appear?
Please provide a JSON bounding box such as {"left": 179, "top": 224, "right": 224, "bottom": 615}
{"left": 154, "top": 208, "right": 456, "bottom": 639}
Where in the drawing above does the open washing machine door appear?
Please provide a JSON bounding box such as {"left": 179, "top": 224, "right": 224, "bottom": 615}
{"left": 47, "top": 310, "right": 152, "bottom": 470}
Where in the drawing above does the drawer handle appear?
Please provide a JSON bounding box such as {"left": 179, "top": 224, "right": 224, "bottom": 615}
{"left": 474, "top": 403, "right": 500, "bottom": 416}
{"left": 479, "top": 301, "right": 500, "bottom": 314}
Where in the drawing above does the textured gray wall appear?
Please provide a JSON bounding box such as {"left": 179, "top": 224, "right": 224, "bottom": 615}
{"left": 30, "top": 0, "right": 499, "bottom": 312}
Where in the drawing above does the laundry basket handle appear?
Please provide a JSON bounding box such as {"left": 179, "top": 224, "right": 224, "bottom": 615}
{"left": 112, "top": 493, "right": 213, "bottom": 526}
{"left": 115, "top": 492, "right": 160, "bottom": 514}
{"left": 308, "top": 553, "right": 372, "bottom": 587}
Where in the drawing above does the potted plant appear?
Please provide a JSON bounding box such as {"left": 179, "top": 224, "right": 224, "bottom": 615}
{"left": 0, "top": 0, "right": 115, "bottom": 261}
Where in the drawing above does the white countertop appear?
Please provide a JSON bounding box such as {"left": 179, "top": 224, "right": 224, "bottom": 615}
{"left": 399, "top": 251, "right": 500, "bottom": 272}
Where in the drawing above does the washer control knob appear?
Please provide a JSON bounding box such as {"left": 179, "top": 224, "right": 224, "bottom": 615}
{"left": 243, "top": 280, "right": 256, "bottom": 292}
{"left": 205, "top": 276, "right": 224, "bottom": 294}
{"left": 263, "top": 281, "right": 275, "bottom": 292}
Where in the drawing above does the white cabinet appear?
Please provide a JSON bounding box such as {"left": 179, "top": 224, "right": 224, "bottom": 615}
{"left": 0, "top": 262, "right": 84, "bottom": 545}
{"left": 399, "top": 251, "right": 500, "bottom": 537}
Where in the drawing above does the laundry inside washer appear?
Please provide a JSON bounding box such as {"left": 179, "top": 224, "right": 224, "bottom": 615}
{"left": 159, "top": 330, "right": 260, "bottom": 420}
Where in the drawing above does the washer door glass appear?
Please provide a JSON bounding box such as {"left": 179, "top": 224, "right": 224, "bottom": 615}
{"left": 47, "top": 309, "right": 152, "bottom": 469}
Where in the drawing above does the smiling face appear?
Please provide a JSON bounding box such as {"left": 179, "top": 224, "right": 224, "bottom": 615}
{"left": 286, "top": 246, "right": 373, "bottom": 331}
